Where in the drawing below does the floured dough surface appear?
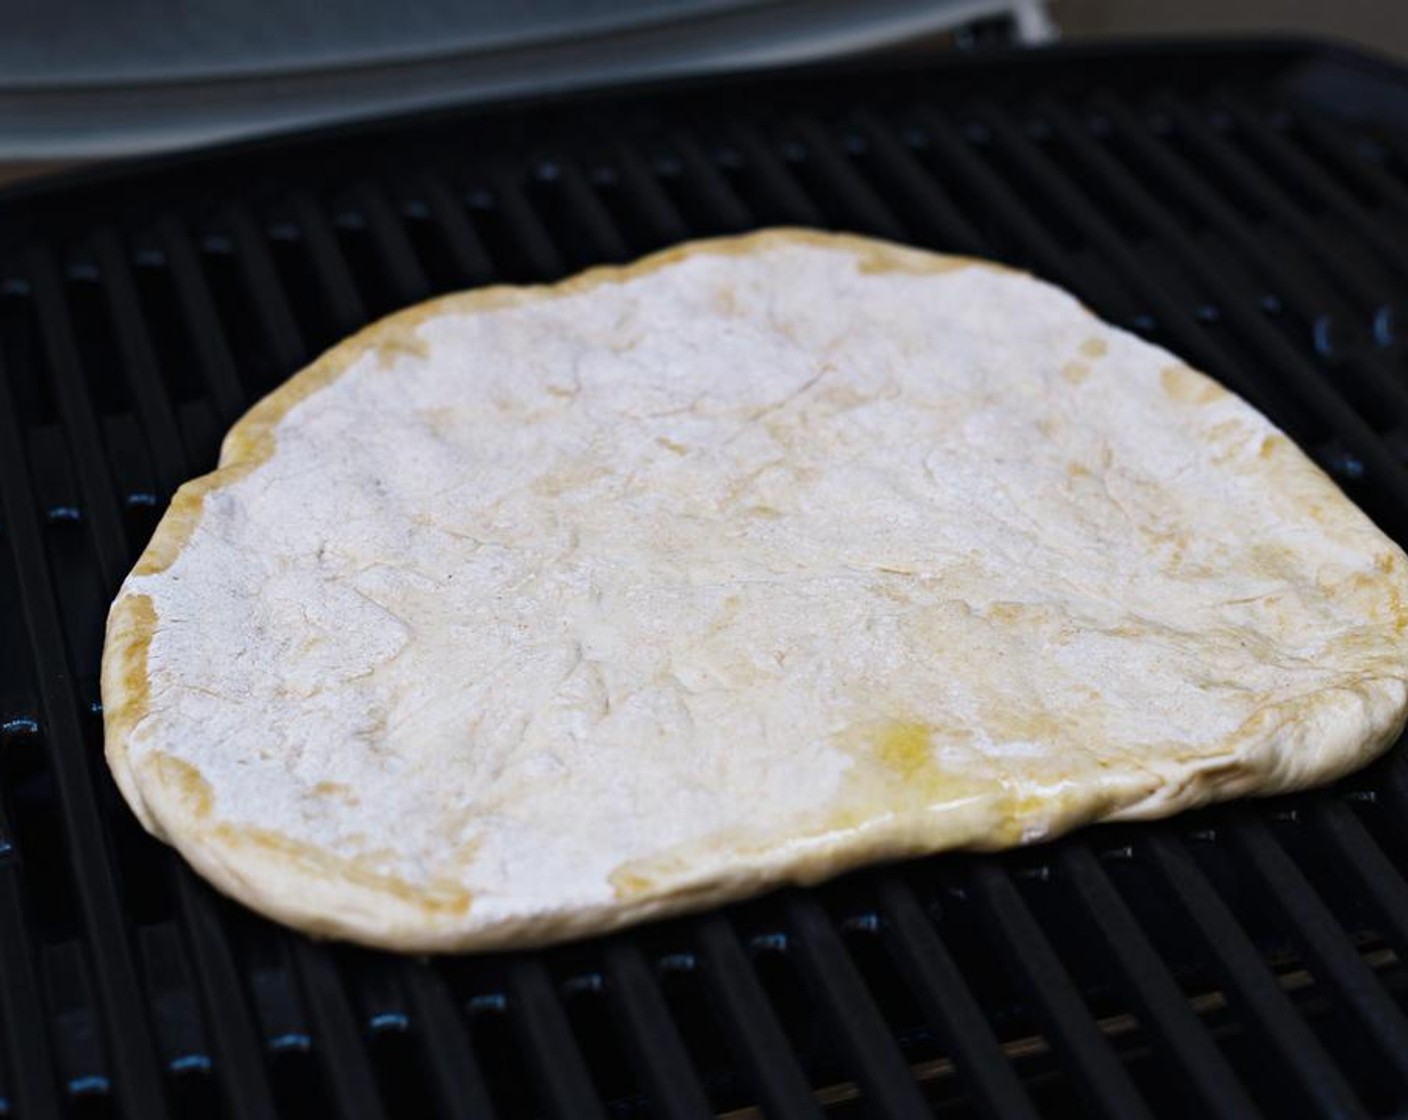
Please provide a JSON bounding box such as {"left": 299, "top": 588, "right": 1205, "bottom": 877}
{"left": 103, "top": 229, "right": 1408, "bottom": 951}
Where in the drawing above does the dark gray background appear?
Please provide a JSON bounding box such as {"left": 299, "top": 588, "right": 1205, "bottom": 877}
{"left": 1058, "top": 0, "right": 1408, "bottom": 60}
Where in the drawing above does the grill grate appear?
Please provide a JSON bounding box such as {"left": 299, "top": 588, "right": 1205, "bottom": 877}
{"left": 4, "top": 40, "right": 1408, "bottom": 1119}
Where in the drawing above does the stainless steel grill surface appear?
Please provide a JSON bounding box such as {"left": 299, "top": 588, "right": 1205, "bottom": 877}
{"left": 3, "top": 39, "right": 1408, "bottom": 1119}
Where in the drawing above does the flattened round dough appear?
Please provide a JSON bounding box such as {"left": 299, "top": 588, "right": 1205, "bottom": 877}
{"left": 102, "top": 229, "right": 1408, "bottom": 951}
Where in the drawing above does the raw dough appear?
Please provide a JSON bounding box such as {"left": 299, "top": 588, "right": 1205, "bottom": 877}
{"left": 102, "top": 230, "right": 1408, "bottom": 951}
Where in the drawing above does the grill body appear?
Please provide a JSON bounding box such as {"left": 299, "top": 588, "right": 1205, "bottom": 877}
{"left": 3, "top": 39, "right": 1408, "bottom": 1120}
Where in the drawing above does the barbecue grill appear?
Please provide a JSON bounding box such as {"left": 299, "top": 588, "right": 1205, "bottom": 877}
{"left": 4, "top": 36, "right": 1408, "bottom": 1120}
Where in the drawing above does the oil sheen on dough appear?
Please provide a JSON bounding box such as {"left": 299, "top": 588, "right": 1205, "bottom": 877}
{"left": 102, "top": 230, "right": 1408, "bottom": 951}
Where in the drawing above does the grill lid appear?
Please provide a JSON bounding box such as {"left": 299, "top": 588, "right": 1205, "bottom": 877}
{"left": 0, "top": 0, "right": 1050, "bottom": 161}
{"left": 3, "top": 38, "right": 1408, "bottom": 1120}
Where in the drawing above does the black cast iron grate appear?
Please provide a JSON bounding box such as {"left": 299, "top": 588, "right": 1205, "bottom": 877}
{"left": 5, "top": 39, "right": 1408, "bottom": 1120}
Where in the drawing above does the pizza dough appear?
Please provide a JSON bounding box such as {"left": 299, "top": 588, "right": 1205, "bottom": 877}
{"left": 102, "top": 230, "right": 1408, "bottom": 951}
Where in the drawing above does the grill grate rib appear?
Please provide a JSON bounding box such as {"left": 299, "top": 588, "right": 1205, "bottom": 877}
{"left": 173, "top": 868, "right": 276, "bottom": 1120}
{"left": 0, "top": 315, "right": 168, "bottom": 1117}
{"left": 695, "top": 916, "right": 823, "bottom": 1120}
{"left": 970, "top": 862, "right": 1152, "bottom": 1120}
{"left": 0, "top": 849, "right": 58, "bottom": 1119}
{"left": 603, "top": 943, "right": 715, "bottom": 1119}
{"left": 1228, "top": 817, "right": 1408, "bottom": 1085}
{"left": 1141, "top": 830, "right": 1367, "bottom": 1117}
{"left": 4, "top": 41, "right": 1408, "bottom": 1118}
{"left": 784, "top": 895, "right": 933, "bottom": 1119}
{"left": 400, "top": 959, "right": 497, "bottom": 1120}
{"left": 290, "top": 942, "right": 383, "bottom": 1120}
{"left": 1054, "top": 844, "right": 1257, "bottom": 1119}
{"left": 876, "top": 875, "right": 1040, "bottom": 1120}
{"left": 507, "top": 960, "right": 607, "bottom": 1120}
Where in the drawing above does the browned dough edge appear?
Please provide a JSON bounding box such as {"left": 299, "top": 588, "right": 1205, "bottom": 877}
{"left": 100, "top": 228, "right": 1408, "bottom": 951}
